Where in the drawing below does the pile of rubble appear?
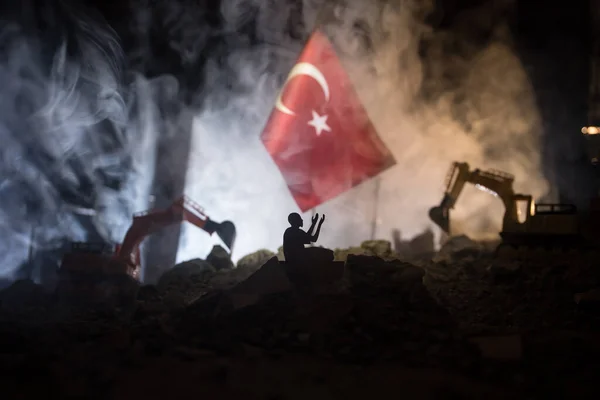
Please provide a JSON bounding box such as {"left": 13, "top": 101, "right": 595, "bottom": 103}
{"left": 1, "top": 239, "right": 600, "bottom": 398}
{"left": 423, "top": 235, "right": 600, "bottom": 334}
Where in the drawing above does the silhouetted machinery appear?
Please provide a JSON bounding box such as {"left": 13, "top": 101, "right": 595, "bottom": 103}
{"left": 429, "top": 162, "right": 600, "bottom": 250}
{"left": 57, "top": 195, "right": 236, "bottom": 306}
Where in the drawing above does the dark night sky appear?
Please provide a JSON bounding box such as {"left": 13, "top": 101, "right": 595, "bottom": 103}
{"left": 86, "top": 0, "right": 594, "bottom": 134}
{"left": 431, "top": 0, "right": 594, "bottom": 204}
{"left": 514, "top": 1, "right": 594, "bottom": 204}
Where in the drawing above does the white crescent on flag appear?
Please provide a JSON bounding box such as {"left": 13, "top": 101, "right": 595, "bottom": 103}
{"left": 275, "top": 62, "right": 330, "bottom": 116}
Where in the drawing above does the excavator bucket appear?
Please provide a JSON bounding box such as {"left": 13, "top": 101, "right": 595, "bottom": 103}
{"left": 429, "top": 206, "right": 450, "bottom": 233}
{"left": 215, "top": 220, "right": 236, "bottom": 252}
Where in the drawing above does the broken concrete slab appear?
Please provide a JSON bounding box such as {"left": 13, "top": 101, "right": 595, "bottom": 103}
{"left": 232, "top": 257, "right": 292, "bottom": 297}
{"left": 236, "top": 249, "right": 275, "bottom": 271}
{"left": 434, "top": 235, "right": 483, "bottom": 262}
{"left": 157, "top": 259, "right": 215, "bottom": 292}
{"left": 206, "top": 245, "right": 234, "bottom": 271}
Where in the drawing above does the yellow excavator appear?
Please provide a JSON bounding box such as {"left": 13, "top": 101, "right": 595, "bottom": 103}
{"left": 429, "top": 162, "right": 600, "bottom": 248}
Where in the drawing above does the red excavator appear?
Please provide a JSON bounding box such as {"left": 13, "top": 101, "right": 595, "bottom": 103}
{"left": 428, "top": 161, "right": 600, "bottom": 251}
{"left": 56, "top": 195, "right": 236, "bottom": 306}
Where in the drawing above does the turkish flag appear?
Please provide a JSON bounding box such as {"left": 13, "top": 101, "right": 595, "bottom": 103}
{"left": 260, "top": 29, "right": 396, "bottom": 212}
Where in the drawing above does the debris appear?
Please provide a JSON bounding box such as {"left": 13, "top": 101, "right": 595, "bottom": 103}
{"left": 334, "top": 246, "right": 367, "bottom": 261}
{"left": 434, "top": 235, "right": 482, "bottom": 262}
{"left": 3, "top": 237, "right": 600, "bottom": 398}
{"left": 157, "top": 259, "right": 215, "bottom": 292}
{"left": 232, "top": 257, "right": 291, "bottom": 297}
{"left": 334, "top": 240, "right": 397, "bottom": 261}
{"left": 236, "top": 249, "right": 276, "bottom": 271}
{"left": 360, "top": 240, "right": 396, "bottom": 258}
{"left": 207, "top": 245, "right": 234, "bottom": 271}
{"left": 393, "top": 228, "right": 436, "bottom": 259}
{"left": 214, "top": 257, "right": 293, "bottom": 310}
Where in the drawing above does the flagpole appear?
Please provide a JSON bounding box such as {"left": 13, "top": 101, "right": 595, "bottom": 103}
{"left": 308, "top": 2, "right": 331, "bottom": 221}
{"left": 370, "top": 176, "right": 381, "bottom": 240}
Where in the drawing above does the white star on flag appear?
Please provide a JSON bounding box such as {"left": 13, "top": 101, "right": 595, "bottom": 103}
{"left": 307, "top": 110, "right": 331, "bottom": 136}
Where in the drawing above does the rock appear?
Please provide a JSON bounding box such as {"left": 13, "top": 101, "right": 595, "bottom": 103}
{"left": 232, "top": 257, "right": 291, "bottom": 296}
{"left": 469, "top": 334, "right": 522, "bottom": 360}
{"left": 394, "top": 228, "right": 436, "bottom": 259}
{"left": 157, "top": 259, "right": 215, "bottom": 292}
{"left": 225, "top": 257, "right": 292, "bottom": 310}
{"left": 334, "top": 246, "right": 367, "bottom": 261}
{"left": 207, "top": 245, "right": 234, "bottom": 271}
{"left": 423, "top": 261, "right": 453, "bottom": 282}
{"left": 435, "top": 235, "right": 482, "bottom": 261}
{"left": 236, "top": 249, "right": 275, "bottom": 271}
{"left": 277, "top": 246, "right": 285, "bottom": 260}
{"left": 360, "top": 240, "right": 397, "bottom": 259}
{"left": 345, "top": 255, "right": 406, "bottom": 287}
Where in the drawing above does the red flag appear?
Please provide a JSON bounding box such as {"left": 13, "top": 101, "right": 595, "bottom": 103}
{"left": 260, "top": 29, "right": 395, "bottom": 212}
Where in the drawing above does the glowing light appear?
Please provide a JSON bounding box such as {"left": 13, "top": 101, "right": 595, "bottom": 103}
{"left": 582, "top": 126, "right": 600, "bottom": 135}
{"left": 474, "top": 184, "right": 498, "bottom": 197}
{"left": 530, "top": 199, "right": 535, "bottom": 216}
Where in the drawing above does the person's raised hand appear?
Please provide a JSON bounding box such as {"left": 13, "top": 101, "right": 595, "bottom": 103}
{"left": 312, "top": 213, "right": 319, "bottom": 224}
{"left": 319, "top": 214, "right": 325, "bottom": 224}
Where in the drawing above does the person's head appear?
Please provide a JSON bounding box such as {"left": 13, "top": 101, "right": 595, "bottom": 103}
{"left": 288, "top": 212, "right": 303, "bottom": 228}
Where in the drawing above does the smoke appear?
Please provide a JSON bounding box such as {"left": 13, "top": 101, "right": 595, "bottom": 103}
{"left": 179, "top": 0, "right": 549, "bottom": 261}
{"left": 0, "top": 0, "right": 550, "bottom": 285}
{"left": 0, "top": 2, "right": 162, "bottom": 284}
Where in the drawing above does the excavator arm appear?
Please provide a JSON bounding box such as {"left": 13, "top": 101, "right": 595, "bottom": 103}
{"left": 429, "top": 162, "right": 519, "bottom": 233}
{"left": 115, "top": 196, "right": 236, "bottom": 265}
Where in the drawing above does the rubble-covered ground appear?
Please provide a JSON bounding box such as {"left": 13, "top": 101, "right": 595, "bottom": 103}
{"left": 1, "top": 238, "right": 600, "bottom": 399}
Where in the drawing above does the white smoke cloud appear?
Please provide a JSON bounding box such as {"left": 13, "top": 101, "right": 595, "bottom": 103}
{"left": 0, "top": 4, "right": 162, "bottom": 285}
{"left": 0, "top": 0, "right": 551, "bottom": 286}
{"left": 178, "top": 0, "right": 549, "bottom": 262}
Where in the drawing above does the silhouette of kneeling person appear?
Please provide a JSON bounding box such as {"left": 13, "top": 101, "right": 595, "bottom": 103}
{"left": 283, "top": 212, "right": 334, "bottom": 264}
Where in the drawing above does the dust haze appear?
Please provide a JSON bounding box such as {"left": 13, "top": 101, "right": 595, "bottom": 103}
{"left": 0, "top": 0, "right": 549, "bottom": 285}
{"left": 179, "top": 0, "right": 548, "bottom": 261}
